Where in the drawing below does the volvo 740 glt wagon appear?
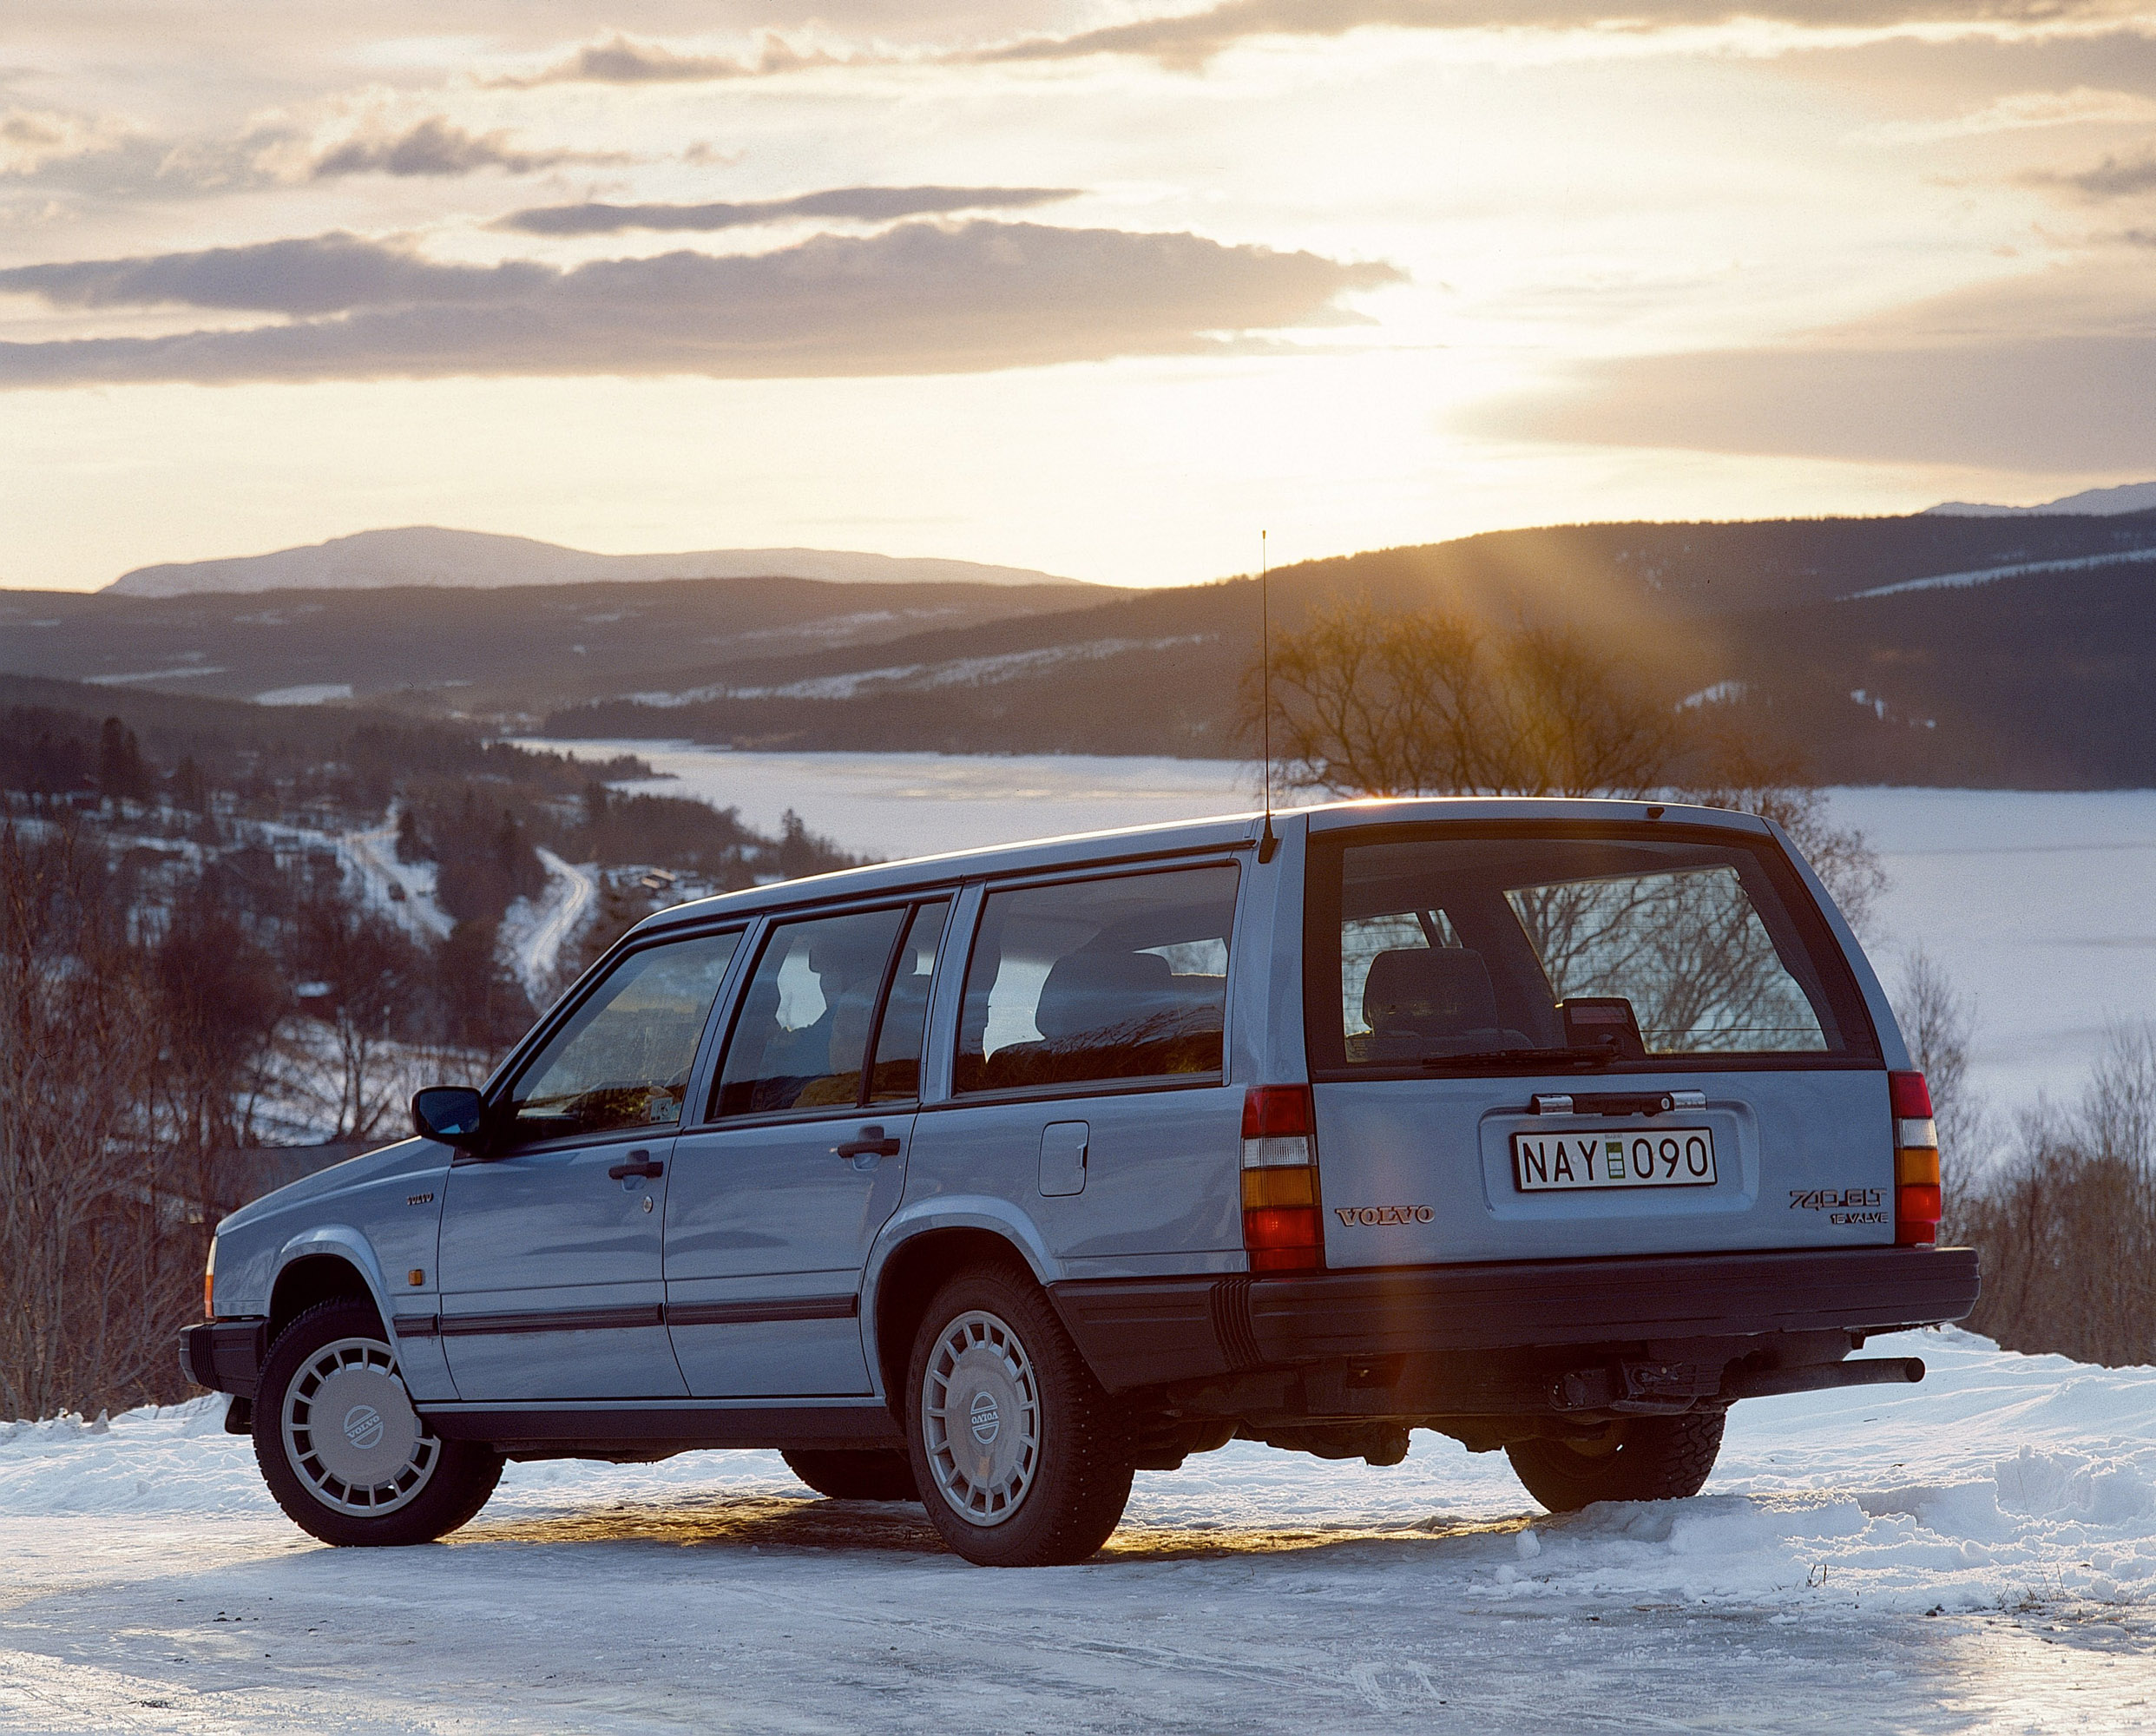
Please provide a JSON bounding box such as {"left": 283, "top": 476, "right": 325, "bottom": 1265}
{"left": 184, "top": 799, "right": 1978, "bottom": 1566}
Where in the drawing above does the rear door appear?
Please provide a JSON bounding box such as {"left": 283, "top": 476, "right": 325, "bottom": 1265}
{"left": 1302, "top": 819, "right": 1891, "bottom": 1268}
{"left": 665, "top": 898, "right": 950, "bottom": 1397}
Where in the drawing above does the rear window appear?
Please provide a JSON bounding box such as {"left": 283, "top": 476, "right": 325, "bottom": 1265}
{"left": 1307, "top": 825, "right": 1875, "bottom": 1074}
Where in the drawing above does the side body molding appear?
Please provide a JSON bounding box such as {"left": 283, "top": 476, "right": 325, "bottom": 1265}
{"left": 858, "top": 1196, "right": 1060, "bottom": 1404}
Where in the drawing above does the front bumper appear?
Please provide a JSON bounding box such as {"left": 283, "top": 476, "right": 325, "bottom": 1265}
{"left": 179, "top": 1318, "right": 268, "bottom": 1398}
{"left": 1049, "top": 1245, "right": 1982, "bottom": 1396}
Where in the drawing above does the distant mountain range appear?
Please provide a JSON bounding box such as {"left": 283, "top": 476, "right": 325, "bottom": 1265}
{"left": 1925, "top": 480, "right": 2156, "bottom": 518}
{"left": 104, "top": 526, "right": 1080, "bottom": 597}
{"left": 14, "top": 507, "right": 2156, "bottom": 785}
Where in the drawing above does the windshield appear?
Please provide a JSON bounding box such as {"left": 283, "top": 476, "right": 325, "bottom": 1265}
{"left": 1307, "top": 825, "right": 1874, "bottom": 1074}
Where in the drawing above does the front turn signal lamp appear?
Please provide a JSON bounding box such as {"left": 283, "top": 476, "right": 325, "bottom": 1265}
{"left": 1242, "top": 1085, "right": 1324, "bottom": 1273}
{"left": 1890, "top": 1071, "right": 1942, "bottom": 1246}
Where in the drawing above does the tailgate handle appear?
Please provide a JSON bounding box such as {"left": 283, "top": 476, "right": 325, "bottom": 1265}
{"left": 1531, "top": 1090, "right": 1706, "bottom": 1116}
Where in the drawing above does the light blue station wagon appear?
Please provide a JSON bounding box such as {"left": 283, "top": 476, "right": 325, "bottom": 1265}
{"left": 185, "top": 799, "right": 1978, "bottom": 1566}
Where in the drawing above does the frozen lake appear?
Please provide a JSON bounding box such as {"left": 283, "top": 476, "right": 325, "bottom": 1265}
{"left": 523, "top": 742, "right": 2156, "bottom": 1121}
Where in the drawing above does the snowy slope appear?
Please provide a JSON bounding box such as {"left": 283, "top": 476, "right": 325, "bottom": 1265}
{"left": 3, "top": 1328, "right": 2153, "bottom": 1733}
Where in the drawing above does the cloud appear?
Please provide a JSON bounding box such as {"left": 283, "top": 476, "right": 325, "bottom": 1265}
{"left": 2027, "top": 146, "right": 2156, "bottom": 198}
{"left": 497, "top": 185, "right": 1081, "bottom": 235}
{"left": 969, "top": 1, "right": 2152, "bottom": 69}
{"left": 310, "top": 116, "right": 629, "bottom": 179}
{"left": 1857, "top": 86, "right": 2156, "bottom": 144}
{"left": 0, "top": 220, "right": 1400, "bottom": 389}
{"left": 1466, "top": 265, "right": 2156, "bottom": 470}
{"left": 493, "top": 31, "right": 848, "bottom": 87}
{"left": 1, "top": 106, "right": 128, "bottom": 176}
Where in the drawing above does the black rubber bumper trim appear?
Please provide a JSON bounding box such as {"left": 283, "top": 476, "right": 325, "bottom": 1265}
{"left": 178, "top": 1319, "right": 268, "bottom": 1399}
{"left": 418, "top": 1401, "right": 902, "bottom": 1453}
{"left": 1050, "top": 1246, "right": 1981, "bottom": 1393}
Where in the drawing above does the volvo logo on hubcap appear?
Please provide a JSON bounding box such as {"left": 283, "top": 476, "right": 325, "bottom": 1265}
{"left": 343, "top": 1404, "right": 385, "bottom": 1451}
{"left": 969, "top": 1391, "right": 1001, "bottom": 1447}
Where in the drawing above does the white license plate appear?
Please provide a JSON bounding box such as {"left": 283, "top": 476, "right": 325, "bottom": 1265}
{"left": 1512, "top": 1127, "right": 1718, "bottom": 1193}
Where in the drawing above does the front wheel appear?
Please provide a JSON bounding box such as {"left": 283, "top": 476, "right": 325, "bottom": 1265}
{"left": 905, "top": 1266, "right": 1133, "bottom": 1567}
{"left": 253, "top": 1298, "right": 502, "bottom": 1546}
{"left": 1505, "top": 1409, "right": 1725, "bottom": 1512}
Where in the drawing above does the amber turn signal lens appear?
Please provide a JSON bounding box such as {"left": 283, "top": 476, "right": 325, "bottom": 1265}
{"left": 1241, "top": 1167, "right": 1315, "bottom": 1209}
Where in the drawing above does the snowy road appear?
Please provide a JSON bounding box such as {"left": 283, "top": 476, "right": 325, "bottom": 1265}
{"left": 498, "top": 849, "right": 596, "bottom": 1004}
{"left": 340, "top": 821, "right": 453, "bottom": 944}
{"left": 3, "top": 1330, "right": 2154, "bottom": 1733}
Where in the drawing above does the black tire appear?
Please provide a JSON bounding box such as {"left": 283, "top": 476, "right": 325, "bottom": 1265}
{"left": 253, "top": 1298, "right": 503, "bottom": 1547}
{"left": 904, "top": 1265, "right": 1133, "bottom": 1567}
{"left": 781, "top": 1448, "right": 919, "bottom": 1503}
{"left": 1505, "top": 1409, "right": 1726, "bottom": 1512}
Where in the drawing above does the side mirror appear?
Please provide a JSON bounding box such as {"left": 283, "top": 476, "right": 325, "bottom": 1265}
{"left": 412, "top": 1086, "right": 488, "bottom": 1149}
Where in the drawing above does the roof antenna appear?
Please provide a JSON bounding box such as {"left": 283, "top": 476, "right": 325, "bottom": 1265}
{"left": 1258, "top": 529, "right": 1279, "bottom": 864}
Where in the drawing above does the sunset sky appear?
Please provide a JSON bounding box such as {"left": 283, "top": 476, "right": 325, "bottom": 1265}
{"left": 6, "top": 2, "right": 2155, "bottom": 590}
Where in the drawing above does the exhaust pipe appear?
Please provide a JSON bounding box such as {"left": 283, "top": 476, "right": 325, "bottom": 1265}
{"left": 1721, "top": 1356, "right": 1924, "bottom": 1403}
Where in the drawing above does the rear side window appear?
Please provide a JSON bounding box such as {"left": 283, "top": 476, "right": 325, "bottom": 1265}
{"left": 1308, "top": 827, "right": 1873, "bottom": 1074}
{"left": 713, "top": 904, "right": 925, "bottom": 1118}
{"left": 955, "top": 864, "right": 1238, "bottom": 1095}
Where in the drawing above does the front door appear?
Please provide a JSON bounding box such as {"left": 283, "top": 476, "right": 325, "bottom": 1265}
{"left": 437, "top": 928, "right": 741, "bottom": 1402}
{"left": 667, "top": 899, "right": 950, "bottom": 1397}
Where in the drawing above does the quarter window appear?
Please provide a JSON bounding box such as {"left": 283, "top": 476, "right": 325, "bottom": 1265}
{"left": 954, "top": 865, "right": 1237, "bottom": 1095}
{"left": 506, "top": 930, "right": 740, "bottom": 1144}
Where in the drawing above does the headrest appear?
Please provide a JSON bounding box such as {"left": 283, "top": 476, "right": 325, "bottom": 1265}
{"left": 1363, "top": 947, "right": 1501, "bottom": 1036}
{"left": 1034, "top": 950, "right": 1175, "bottom": 1041}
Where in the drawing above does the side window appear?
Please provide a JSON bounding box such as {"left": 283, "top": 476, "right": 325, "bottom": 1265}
{"left": 713, "top": 906, "right": 908, "bottom": 1118}
{"left": 954, "top": 864, "right": 1238, "bottom": 1095}
{"left": 506, "top": 930, "right": 740, "bottom": 1145}
{"left": 869, "top": 901, "right": 950, "bottom": 1103}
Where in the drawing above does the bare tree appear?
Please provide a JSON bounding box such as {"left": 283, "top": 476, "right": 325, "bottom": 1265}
{"left": 1956, "top": 1023, "right": 2156, "bottom": 1368}
{"left": 1259, "top": 598, "right": 1675, "bottom": 799}
{"left": 0, "top": 821, "right": 194, "bottom": 1420}
{"left": 1255, "top": 596, "right": 1885, "bottom": 931}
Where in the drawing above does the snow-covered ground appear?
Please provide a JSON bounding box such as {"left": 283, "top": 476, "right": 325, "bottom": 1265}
{"left": 516, "top": 745, "right": 2156, "bottom": 1118}
{"left": 3, "top": 1328, "right": 2152, "bottom": 1732}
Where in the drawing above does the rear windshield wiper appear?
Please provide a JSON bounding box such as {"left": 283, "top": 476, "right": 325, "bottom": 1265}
{"left": 1420, "top": 1046, "right": 1618, "bottom": 1071}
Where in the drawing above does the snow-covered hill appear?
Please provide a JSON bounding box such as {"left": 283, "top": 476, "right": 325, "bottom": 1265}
{"left": 104, "top": 527, "right": 1077, "bottom": 597}
{"left": 3, "top": 1327, "right": 2151, "bottom": 1731}
{"left": 1926, "top": 479, "right": 2156, "bottom": 517}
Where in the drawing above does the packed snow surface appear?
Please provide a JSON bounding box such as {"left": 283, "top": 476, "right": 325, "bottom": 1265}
{"left": 3, "top": 1329, "right": 2153, "bottom": 1731}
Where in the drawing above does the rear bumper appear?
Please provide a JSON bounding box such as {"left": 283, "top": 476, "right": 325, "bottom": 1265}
{"left": 1049, "top": 1245, "right": 1981, "bottom": 1395}
{"left": 179, "top": 1319, "right": 267, "bottom": 1399}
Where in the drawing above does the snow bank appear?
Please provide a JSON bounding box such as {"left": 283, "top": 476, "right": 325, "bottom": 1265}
{"left": 5, "top": 1329, "right": 2149, "bottom": 1617}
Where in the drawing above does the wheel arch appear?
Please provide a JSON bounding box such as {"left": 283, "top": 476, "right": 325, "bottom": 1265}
{"left": 863, "top": 1206, "right": 1054, "bottom": 1410}
{"left": 269, "top": 1229, "right": 392, "bottom": 1344}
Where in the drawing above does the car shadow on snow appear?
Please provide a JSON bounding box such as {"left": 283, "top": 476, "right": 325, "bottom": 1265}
{"left": 453, "top": 1491, "right": 1536, "bottom": 1563}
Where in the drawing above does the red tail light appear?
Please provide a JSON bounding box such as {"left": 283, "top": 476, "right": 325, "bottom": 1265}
{"left": 1241, "top": 1086, "right": 1322, "bottom": 1273}
{"left": 1890, "top": 1071, "right": 1942, "bottom": 1246}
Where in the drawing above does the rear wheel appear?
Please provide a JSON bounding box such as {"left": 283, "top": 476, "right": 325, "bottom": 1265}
{"left": 1505, "top": 1410, "right": 1725, "bottom": 1512}
{"left": 781, "top": 1448, "right": 918, "bottom": 1502}
{"left": 905, "top": 1266, "right": 1133, "bottom": 1567}
{"left": 253, "top": 1299, "right": 502, "bottom": 1547}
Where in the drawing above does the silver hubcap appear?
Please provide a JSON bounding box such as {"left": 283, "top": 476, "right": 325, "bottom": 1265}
{"left": 921, "top": 1308, "right": 1040, "bottom": 1528}
{"left": 281, "top": 1336, "right": 438, "bottom": 1516}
